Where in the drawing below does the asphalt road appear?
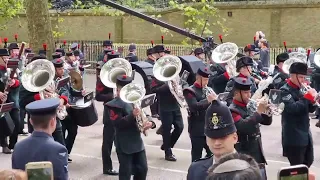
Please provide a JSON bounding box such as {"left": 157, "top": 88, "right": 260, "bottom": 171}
{"left": 0, "top": 72, "right": 320, "bottom": 180}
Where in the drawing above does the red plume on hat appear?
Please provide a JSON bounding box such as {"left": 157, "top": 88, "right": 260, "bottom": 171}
{"left": 4, "top": 37, "right": 8, "bottom": 43}
{"left": 14, "top": 34, "right": 18, "bottom": 42}
{"left": 161, "top": 35, "right": 164, "bottom": 44}
{"left": 219, "top": 34, "right": 223, "bottom": 43}
{"left": 122, "top": 75, "right": 127, "bottom": 79}
{"left": 43, "top": 43, "right": 47, "bottom": 51}
{"left": 151, "top": 40, "right": 154, "bottom": 47}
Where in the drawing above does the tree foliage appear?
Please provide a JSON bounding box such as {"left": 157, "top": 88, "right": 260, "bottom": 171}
{"left": 0, "top": 0, "right": 24, "bottom": 30}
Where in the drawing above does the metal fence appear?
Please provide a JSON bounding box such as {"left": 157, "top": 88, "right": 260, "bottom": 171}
{"left": 55, "top": 40, "right": 316, "bottom": 69}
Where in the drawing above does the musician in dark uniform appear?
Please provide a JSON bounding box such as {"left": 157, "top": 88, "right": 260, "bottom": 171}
{"left": 272, "top": 52, "right": 289, "bottom": 89}
{"left": 225, "top": 56, "right": 257, "bottom": 106}
{"left": 106, "top": 74, "right": 156, "bottom": 180}
{"left": 153, "top": 45, "right": 166, "bottom": 59}
{"left": 52, "top": 58, "right": 84, "bottom": 162}
{"left": 151, "top": 62, "right": 184, "bottom": 161}
{"left": 229, "top": 77, "right": 271, "bottom": 178}
{"left": 19, "top": 55, "right": 47, "bottom": 133}
{"left": 145, "top": 48, "right": 156, "bottom": 65}
{"left": 208, "top": 62, "right": 230, "bottom": 94}
{"left": 95, "top": 51, "right": 120, "bottom": 175}
{"left": 12, "top": 98, "right": 69, "bottom": 180}
{"left": 183, "top": 67, "right": 214, "bottom": 162}
{"left": 165, "top": 48, "right": 171, "bottom": 54}
{"left": 0, "top": 48, "right": 20, "bottom": 154}
{"left": 97, "top": 40, "right": 113, "bottom": 63}
{"left": 55, "top": 48, "right": 66, "bottom": 56}
{"left": 193, "top": 48, "right": 205, "bottom": 61}
{"left": 187, "top": 100, "right": 238, "bottom": 180}
{"left": 280, "top": 62, "right": 317, "bottom": 167}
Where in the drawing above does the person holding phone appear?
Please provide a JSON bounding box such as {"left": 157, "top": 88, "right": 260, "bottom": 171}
{"left": 12, "top": 98, "right": 69, "bottom": 180}
{"left": 280, "top": 62, "right": 317, "bottom": 167}
{"left": 105, "top": 75, "right": 156, "bottom": 180}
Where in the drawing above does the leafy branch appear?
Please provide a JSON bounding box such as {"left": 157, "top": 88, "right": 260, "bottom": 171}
{"left": 0, "top": 0, "right": 24, "bottom": 30}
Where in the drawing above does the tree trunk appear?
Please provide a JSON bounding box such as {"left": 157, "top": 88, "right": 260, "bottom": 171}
{"left": 25, "top": 0, "right": 54, "bottom": 57}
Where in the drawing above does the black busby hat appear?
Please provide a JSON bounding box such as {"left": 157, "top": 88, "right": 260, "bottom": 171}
{"left": 107, "top": 51, "right": 120, "bottom": 61}
{"left": 55, "top": 48, "right": 65, "bottom": 56}
{"left": 73, "top": 50, "right": 80, "bottom": 56}
{"left": 289, "top": 62, "right": 308, "bottom": 75}
{"left": 236, "top": 56, "right": 254, "bottom": 72}
{"left": 0, "top": 49, "right": 9, "bottom": 56}
{"left": 116, "top": 74, "right": 133, "bottom": 87}
{"left": 197, "top": 66, "right": 211, "bottom": 78}
{"left": 52, "top": 53, "right": 62, "bottom": 59}
{"left": 276, "top": 52, "right": 289, "bottom": 64}
{"left": 153, "top": 45, "right": 165, "bottom": 53}
{"left": 103, "top": 40, "right": 113, "bottom": 47}
{"left": 194, "top": 48, "right": 204, "bottom": 55}
{"left": 205, "top": 100, "right": 237, "bottom": 139}
{"left": 52, "top": 58, "right": 64, "bottom": 68}
{"left": 129, "top": 43, "right": 136, "bottom": 51}
{"left": 244, "top": 44, "right": 258, "bottom": 52}
{"left": 8, "top": 43, "right": 19, "bottom": 51}
{"left": 233, "top": 77, "right": 252, "bottom": 91}
{"left": 146, "top": 48, "right": 154, "bottom": 56}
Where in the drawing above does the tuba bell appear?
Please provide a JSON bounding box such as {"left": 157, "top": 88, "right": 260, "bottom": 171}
{"left": 100, "top": 58, "right": 133, "bottom": 88}
{"left": 313, "top": 49, "right": 320, "bottom": 69}
{"left": 119, "top": 82, "right": 149, "bottom": 136}
{"left": 211, "top": 42, "right": 239, "bottom": 77}
{"left": 21, "top": 59, "right": 68, "bottom": 120}
{"left": 153, "top": 55, "right": 188, "bottom": 108}
{"left": 282, "top": 52, "right": 307, "bottom": 75}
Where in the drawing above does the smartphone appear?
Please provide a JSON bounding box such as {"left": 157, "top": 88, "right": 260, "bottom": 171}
{"left": 25, "top": 161, "right": 54, "bottom": 180}
{"left": 278, "top": 164, "right": 309, "bottom": 180}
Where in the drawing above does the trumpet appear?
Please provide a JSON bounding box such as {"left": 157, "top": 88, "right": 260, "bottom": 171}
{"left": 301, "top": 83, "right": 320, "bottom": 106}
{"left": 203, "top": 85, "right": 216, "bottom": 97}
{"left": 247, "top": 93, "right": 285, "bottom": 117}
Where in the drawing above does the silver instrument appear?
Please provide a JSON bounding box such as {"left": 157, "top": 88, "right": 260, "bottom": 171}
{"left": 247, "top": 73, "right": 284, "bottom": 116}
{"left": 21, "top": 59, "right": 68, "bottom": 120}
{"left": 313, "top": 48, "right": 320, "bottom": 68}
{"left": 153, "top": 55, "right": 188, "bottom": 108}
{"left": 203, "top": 85, "right": 216, "bottom": 97}
{"left": 211, "top": 42, "right": 239, "bottom": 77}
{"left": 100, "top": 58, "right": 133, "bottom": 97}
{"left": 119, "top": 83, "right": 149, "bottom": 136}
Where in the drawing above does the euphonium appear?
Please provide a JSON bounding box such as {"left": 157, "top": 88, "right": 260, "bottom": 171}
{"left": 153, "top": 55, "right": 188, "bottom": 108}
{"left": 21, "top": 59, "right": 68, "bottom": 120}
{"left": 119, "top": 82, "right": 149, "bottom": 136}
{"left": 100, "top": 58, "right": 133, "bottom": 97}
{"left": 211, "top": 42, "right": 239, "bottom": 78}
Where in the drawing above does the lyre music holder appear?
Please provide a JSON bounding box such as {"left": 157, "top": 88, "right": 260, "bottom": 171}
{"left": 140, "top": 93, "right": 156, "bottom": 109}
{"left": 56, "top": 76, "right": 70, "bottom": 89}
{"left": 84, "top": 91, "right": 94, "bottom": 104}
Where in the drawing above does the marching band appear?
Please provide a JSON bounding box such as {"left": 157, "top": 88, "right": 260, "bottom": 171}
{"left": 0, "top": 31, "right": 319, "bottom": 180}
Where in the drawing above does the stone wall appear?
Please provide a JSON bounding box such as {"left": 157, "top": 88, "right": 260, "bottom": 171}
{"left": 1, "top": 0, "right": 320, "bottom": 47}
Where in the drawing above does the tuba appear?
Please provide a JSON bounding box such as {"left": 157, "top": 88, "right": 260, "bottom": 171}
{"left": 153, "top": 55, "right": 188, "bottom": 108}
{"left": 211, "top": 42, "right": 239, "bottom": 77}
{"left": 100, "top": 58, "right": 133, "bottom": 97}
{"left": 120, "top": 83, "right": 149, "bottom": 136}
{"left": 21, "top": 59, "right": 68, "bottom": 120}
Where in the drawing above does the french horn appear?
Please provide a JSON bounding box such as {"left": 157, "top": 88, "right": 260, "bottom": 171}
{"left": 21, "top": 59, "right": 68, "bottom": 120}
{"left": 211, "top": 42, "right": 239, "bottom": 77}
{"left": 119, "top": 82, "right": 149, "bottom": 136}
{"left": 153, "top": 55, "right": 188, "bottom": 108}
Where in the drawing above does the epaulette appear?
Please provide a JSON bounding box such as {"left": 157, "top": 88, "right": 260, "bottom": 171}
{"left": 193, "top": 154, "right": 213, "bottom": 162}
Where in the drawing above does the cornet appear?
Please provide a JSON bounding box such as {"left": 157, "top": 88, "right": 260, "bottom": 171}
{"left": 301, "top": 83, "right": 320, "bottom": 106}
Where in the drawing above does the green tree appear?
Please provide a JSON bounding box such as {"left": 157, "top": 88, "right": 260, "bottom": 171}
{"left": 25, "top": 0, "right": 54, "bottom": 55}
{"left": 0, "top": 0, "right": 24, "bottom": 30}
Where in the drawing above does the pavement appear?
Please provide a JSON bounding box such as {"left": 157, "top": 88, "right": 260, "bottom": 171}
{"left": 1, "top": 73, "right": 320, "bottom": 180}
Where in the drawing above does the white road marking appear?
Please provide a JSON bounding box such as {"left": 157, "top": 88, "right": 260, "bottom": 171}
{"left": 71, "top": 153, "right": 188, "bottom": 174}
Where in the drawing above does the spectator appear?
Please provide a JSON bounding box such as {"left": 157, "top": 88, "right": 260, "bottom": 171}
{"left": 258, "top": 39, "right": 270, "bottom": 70}
{"left": 0, "top": 169, "right": 27, "bottom": 180}
{"left": 206, "top": 153, "right": 262, "bottom": 180}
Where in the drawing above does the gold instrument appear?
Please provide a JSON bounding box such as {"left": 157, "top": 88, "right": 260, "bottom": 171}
{"left": 153, "top": 55, "right": 188, "bottom": 108}
{"left": 100, "top": 58, "right": 133, "bottom": 97}
{"left": 119, "top": 83, "right": 149, "bottom": 136}
{"left": 69, "top": 70, "right": 83, "bottom": 91}
{"left": 21, "top": 59, "right": 68, "bottom": 120}
{"left": 211, "top": 42, "right": 239, "bottom": 77}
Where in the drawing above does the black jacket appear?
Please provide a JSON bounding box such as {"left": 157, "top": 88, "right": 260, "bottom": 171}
{"left": 183, "top": 83, "right": 210, "bottom": 137}
{"left": 272, "top": 66, "right": 289, "bottom": 90}
{"left": 280, "top": 80, "right": 316, "bottom": 146}
{"left": 229, "top": 100, "right": 272, "bottom": 164}
{"left": 208, "top": 64, "right": 229, "bottom": 94}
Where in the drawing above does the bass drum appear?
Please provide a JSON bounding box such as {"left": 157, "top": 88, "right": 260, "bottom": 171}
{"left": 69, "top": 100, "right": 98, "bottom": 127}
{"left": 130, "top": 61, "right": 154, "bottom": 94}
{"left": 178, "top": 55, "right": 206, "bottom": 85}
